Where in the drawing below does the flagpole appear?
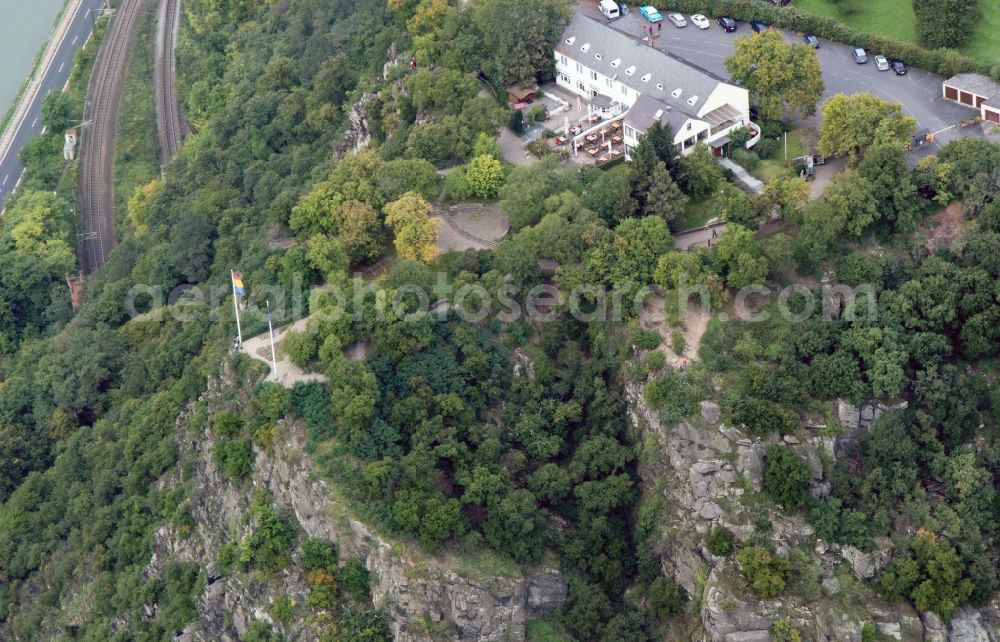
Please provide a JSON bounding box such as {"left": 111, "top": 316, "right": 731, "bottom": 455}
{"left": 231, "top": 270, "right": 243, "bottom": 347}
{"left": 266, "top": 300, "right": 279, "bottom": 382}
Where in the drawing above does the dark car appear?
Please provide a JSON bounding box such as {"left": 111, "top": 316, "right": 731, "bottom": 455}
{"left": 803, "top": 34, "right": 819, "bottom": 48}
{"left": 890, "top": 59, "right": 908, "bottom": 75}
{"left": 751, "top": 20, "right": 769, "bottom": 33}
{"left": 618, "top": 2, "right": 630, "bottom": 15}
{"left": 718, "top": 16, "right": 737, "bottom": 32}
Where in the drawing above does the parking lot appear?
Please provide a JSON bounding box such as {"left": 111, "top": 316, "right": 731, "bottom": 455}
{"left": 576, "top": 2, "right": 991, "bottom": 152}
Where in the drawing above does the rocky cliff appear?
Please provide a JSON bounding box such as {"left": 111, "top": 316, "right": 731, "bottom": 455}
{"left": 626, "top": 381, "right": 1000, "bottom": 642}
{"left": 147, "top": 363, "right": 566, "bottom": 641}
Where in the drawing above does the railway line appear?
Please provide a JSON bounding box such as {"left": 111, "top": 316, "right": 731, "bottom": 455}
{"left": 78, "top": 0, "right": 150, "bottom": 274}
{"left": 155, "top": 0, "right": 185, "bottom": 163}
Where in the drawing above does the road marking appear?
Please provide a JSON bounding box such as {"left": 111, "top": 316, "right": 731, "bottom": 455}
{"left": 85, "top": 8, "right": 90, "bottom": 17}
{"left": 58, "top": 62, "right": 65, "bottom": 73}
{"left": 1, "top": 175, "right": 8, "bottom": 187}
{"left": 31, "top": 118, "right": 38, "bottom": 128}
{"left": 72, "top": 35, "right": 79, "bottom": 45}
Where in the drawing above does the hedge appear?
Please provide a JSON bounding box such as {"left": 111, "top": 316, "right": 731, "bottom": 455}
{"left": 657, "top": 0, "right": 996, "bottom": 80}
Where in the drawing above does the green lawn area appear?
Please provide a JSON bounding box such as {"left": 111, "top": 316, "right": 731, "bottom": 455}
{"left": 678, "top": 182, "right": 741, "bottom": 231}
{"left": 526, "top": 617, "right": 573, "bottom": 642}
{"left": 794, "top": 0, "right": 917, "bottom": 44}
{"left": 755, "top": 129, "right": 807, "bottom": 182}
{"left": 793, "top": 0, "right": 999, "bottom": 64}
{"left": 964, "top": 0, "right": 1000, "bottom": 62}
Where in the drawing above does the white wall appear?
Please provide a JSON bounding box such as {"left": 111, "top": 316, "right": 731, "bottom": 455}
{"left": 555, "top": 53, "right": 638, "bottom": 109}
{"left": 698, "top": 83, "right": 750, "bottom": 120}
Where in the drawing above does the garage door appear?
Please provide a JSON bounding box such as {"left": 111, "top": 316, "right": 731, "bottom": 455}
{"left": 985, "top": 107, "right": 1000, "bottom": 123}
{"left": 945, "top": 85, "right": 958, "bottom": 101}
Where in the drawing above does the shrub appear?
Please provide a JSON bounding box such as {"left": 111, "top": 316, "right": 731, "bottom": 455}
{"left": 271, "top": 594, "right": 295, "bottom": 623}
{"left": 736, "top": 546, "right": 791, "bottom": 598}
{"left": 706, "top": 525, "right": 735, "bottom": 556}
{"left": 213, "top": 410, "right": 242, "bottom": 438}
{"left": 338, "top": 558, "right": 371, "bottom": 602}
{"left": 302, "top": 538, "right": 338, "bottom": 572}
{"left": 861, "top": 622, "right": 878, "bottom": 642}
{"left": 647, "top": 576, "right": 688, "bottom": 621}
{"left": 213, "top": 438, "right": 254, "bottom": 479}
{"left": 526, "top": 103, "right": 548, "bottom": 125}
{"left": 763, "top": 445, "right": 812, "bottom": 510}
{"left": 771, "top": 619, "right": 803, "bottom": 642}
{"left": 445, "top": 166, "right": 474, "bottom": 201}
{"left": 282, "top": 330, "right": 318, "bottom": 368}
{"left": 754, "top": 138, "right": 780, "bottom": 160}
{"left": 670, "top": 330, "right": 686, "bottom": 356}
{"left": 731, "top": 149, "right": 759, "bottom": 172}
{"left": 633, "top": 329, "right": 660, "bottom": 350}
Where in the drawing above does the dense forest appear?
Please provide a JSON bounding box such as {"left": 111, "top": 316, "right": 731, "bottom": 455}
{"left": 0, "top": 0, "right": 997, "bottom": 639}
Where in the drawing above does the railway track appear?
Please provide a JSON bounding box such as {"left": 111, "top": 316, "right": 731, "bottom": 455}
{"left": 78, "top": 0, "right": 149, "bottom": 275}
{"left": 155, "top": 0, "right": 185, "bottom": 163}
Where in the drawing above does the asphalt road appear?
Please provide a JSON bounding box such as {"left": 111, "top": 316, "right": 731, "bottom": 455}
{"left": 0, "top": 0, "right": 107, "bottom": 211}
{"left": 579, "top": 4, "right": 986, "bottom": 154}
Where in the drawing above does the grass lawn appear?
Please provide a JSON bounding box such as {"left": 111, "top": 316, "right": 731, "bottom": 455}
{"left": 678, "top": 182, "right": 741, "bottom": 231}
{"left": 755, "top": 129, "right": 807, "bottom": 182}
{"left": 794, "top": 0, "right": 917, "bottom": 44}
{"left": 964, "top": 0, "right": 1000, "bottom": 62}
{"left": 526, "top": 617, "right": 573, "bottom": 642}
{"left": 793, "top": 0, "right": 999, "bottom": 64}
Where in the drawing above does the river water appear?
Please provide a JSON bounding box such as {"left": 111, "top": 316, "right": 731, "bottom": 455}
{"left": 0, "top": 0, "right": 68, "bottom": 121}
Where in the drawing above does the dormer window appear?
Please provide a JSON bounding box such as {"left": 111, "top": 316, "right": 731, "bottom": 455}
{"left": 686, "top": 95, "right": 698, "bottom": 106}
{"left": 595, "top": 53, "right": 602, "bottom": 61}
{"left": 565, "top": 36, "right": 576, "bottom": 45}
{"left": 656, "top": 83, "right": 663, "bottom": 91}
{"left": 640, "top": 73, "right": 651, "bottom": 82}
{"left": 610, "top": 58, "right": 621, "bottom": 68}
{"left": 580, "top": 43, "right": 590, "bottom": 53}
{"left": 625, "top": 65, "right": 636, "bottom": 76}
{"left": 671, "top": 88, "right": 682, "bottom": 98}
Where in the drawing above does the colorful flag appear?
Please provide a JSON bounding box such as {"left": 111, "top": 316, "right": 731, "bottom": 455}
{"left": 231, "top": 271, "right": 246, "bottom": 296}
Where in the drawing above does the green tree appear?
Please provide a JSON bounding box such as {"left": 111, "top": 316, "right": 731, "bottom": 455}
{"left": 41, "top": 92, "right": 74, "bottom": 132}
{"left": 725, "top": 30, "right": 824, "bottom": 120}
{"left": 384, "top": 191, "right": 439, "bottom": 263}
{"left": 472, "top": 0, "right": 573, "bottom": 86}
{"left": 466, "top": 154, "right": 505, "bottom": 198}
{"left": 914, "top": 0, "right": 978, "bottom": 49}
{"left": 818, "top": 94, "right": 917, "bottom": 161}
{"left": 643, "top": 161, "right": 687, "bottom": 225}
{"left": 675, "top": 144, "right": 725, "bottom": 199}
{"left": 713, "top": 224, "right": 767, "bottom": 289}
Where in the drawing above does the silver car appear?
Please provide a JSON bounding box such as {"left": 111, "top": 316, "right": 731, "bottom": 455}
{"left": 853, "top": 48, "right": 868, "bottom": 64}
{"left": 667, "top": 12, "right": 687, "bottom": 27}
{"left": 874, "top": 54, "right": 890, "bottom": 71}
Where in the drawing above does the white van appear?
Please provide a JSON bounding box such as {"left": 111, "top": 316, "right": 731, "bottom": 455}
{"left": 600, "top": 0, "right": 620, "bottom": 19}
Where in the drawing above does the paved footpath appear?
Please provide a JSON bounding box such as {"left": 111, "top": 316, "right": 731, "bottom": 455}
{"left": 240, "top": 317, "right": 327, "bottom": 388}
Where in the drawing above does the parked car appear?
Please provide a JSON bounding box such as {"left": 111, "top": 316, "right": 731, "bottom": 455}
{"left": 718, "top": 16, "right": 737, "bottom": 31}
{"left": 667, "top": 12, "right": 687, "bottom": 27}
{"left": 751, "top": 20, "right": 769, "bottom": 33}
{"left": 890, "top": 59, "right": 908, "bottom": 75}
{"left": 874, "top": 54, "right": 890, "bottom": 71}
{"left": 639, "top": 5, "right": 662, "bottom": 22}
{"left": 618, "top": 2, "right": 630, "bottom": 16}
{"left": 803, "top": 34, "right": 819, "bottom": 48}
{"left": 690, "top": 13, "right": 710, "bottom": 29}
{"left": 852, "top": 47, "right": 868, "bottom": 64}
{"left": 600, "top": 0, "right": 620, "bottom": 20}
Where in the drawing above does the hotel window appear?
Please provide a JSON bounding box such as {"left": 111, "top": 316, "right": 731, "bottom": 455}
{"left": 559, "top": 73, "right": 569, "bottom": 84}
{"left": 605, "top": 77, "right": 612, "bottom": 88}
{"left": 577, "top": 81, "right": 585, "bottom": 91}
{"left": 576, "top": 62, "right": 583, "bottom": 73}
{"left": 591, "top": 71, "right": 598, "bottom": 80}
{"left": 559, "top": 55, "right": 568, "bottom": 66}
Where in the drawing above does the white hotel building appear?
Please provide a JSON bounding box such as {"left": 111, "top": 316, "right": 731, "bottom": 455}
{"left": 554, "top": 13, "right": 757, "bottom": 157}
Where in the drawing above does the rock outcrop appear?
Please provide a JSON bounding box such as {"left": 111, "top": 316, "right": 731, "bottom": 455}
{"left": 149, "top": 366, "right": 566, "bottom": 641}
{"left": 626, "top": 378, "right": 998, "bottom": 642}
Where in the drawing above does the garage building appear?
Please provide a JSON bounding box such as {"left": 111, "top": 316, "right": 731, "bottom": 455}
{"left": 942, "top": 74, "right": 1000, "bottom": 123}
